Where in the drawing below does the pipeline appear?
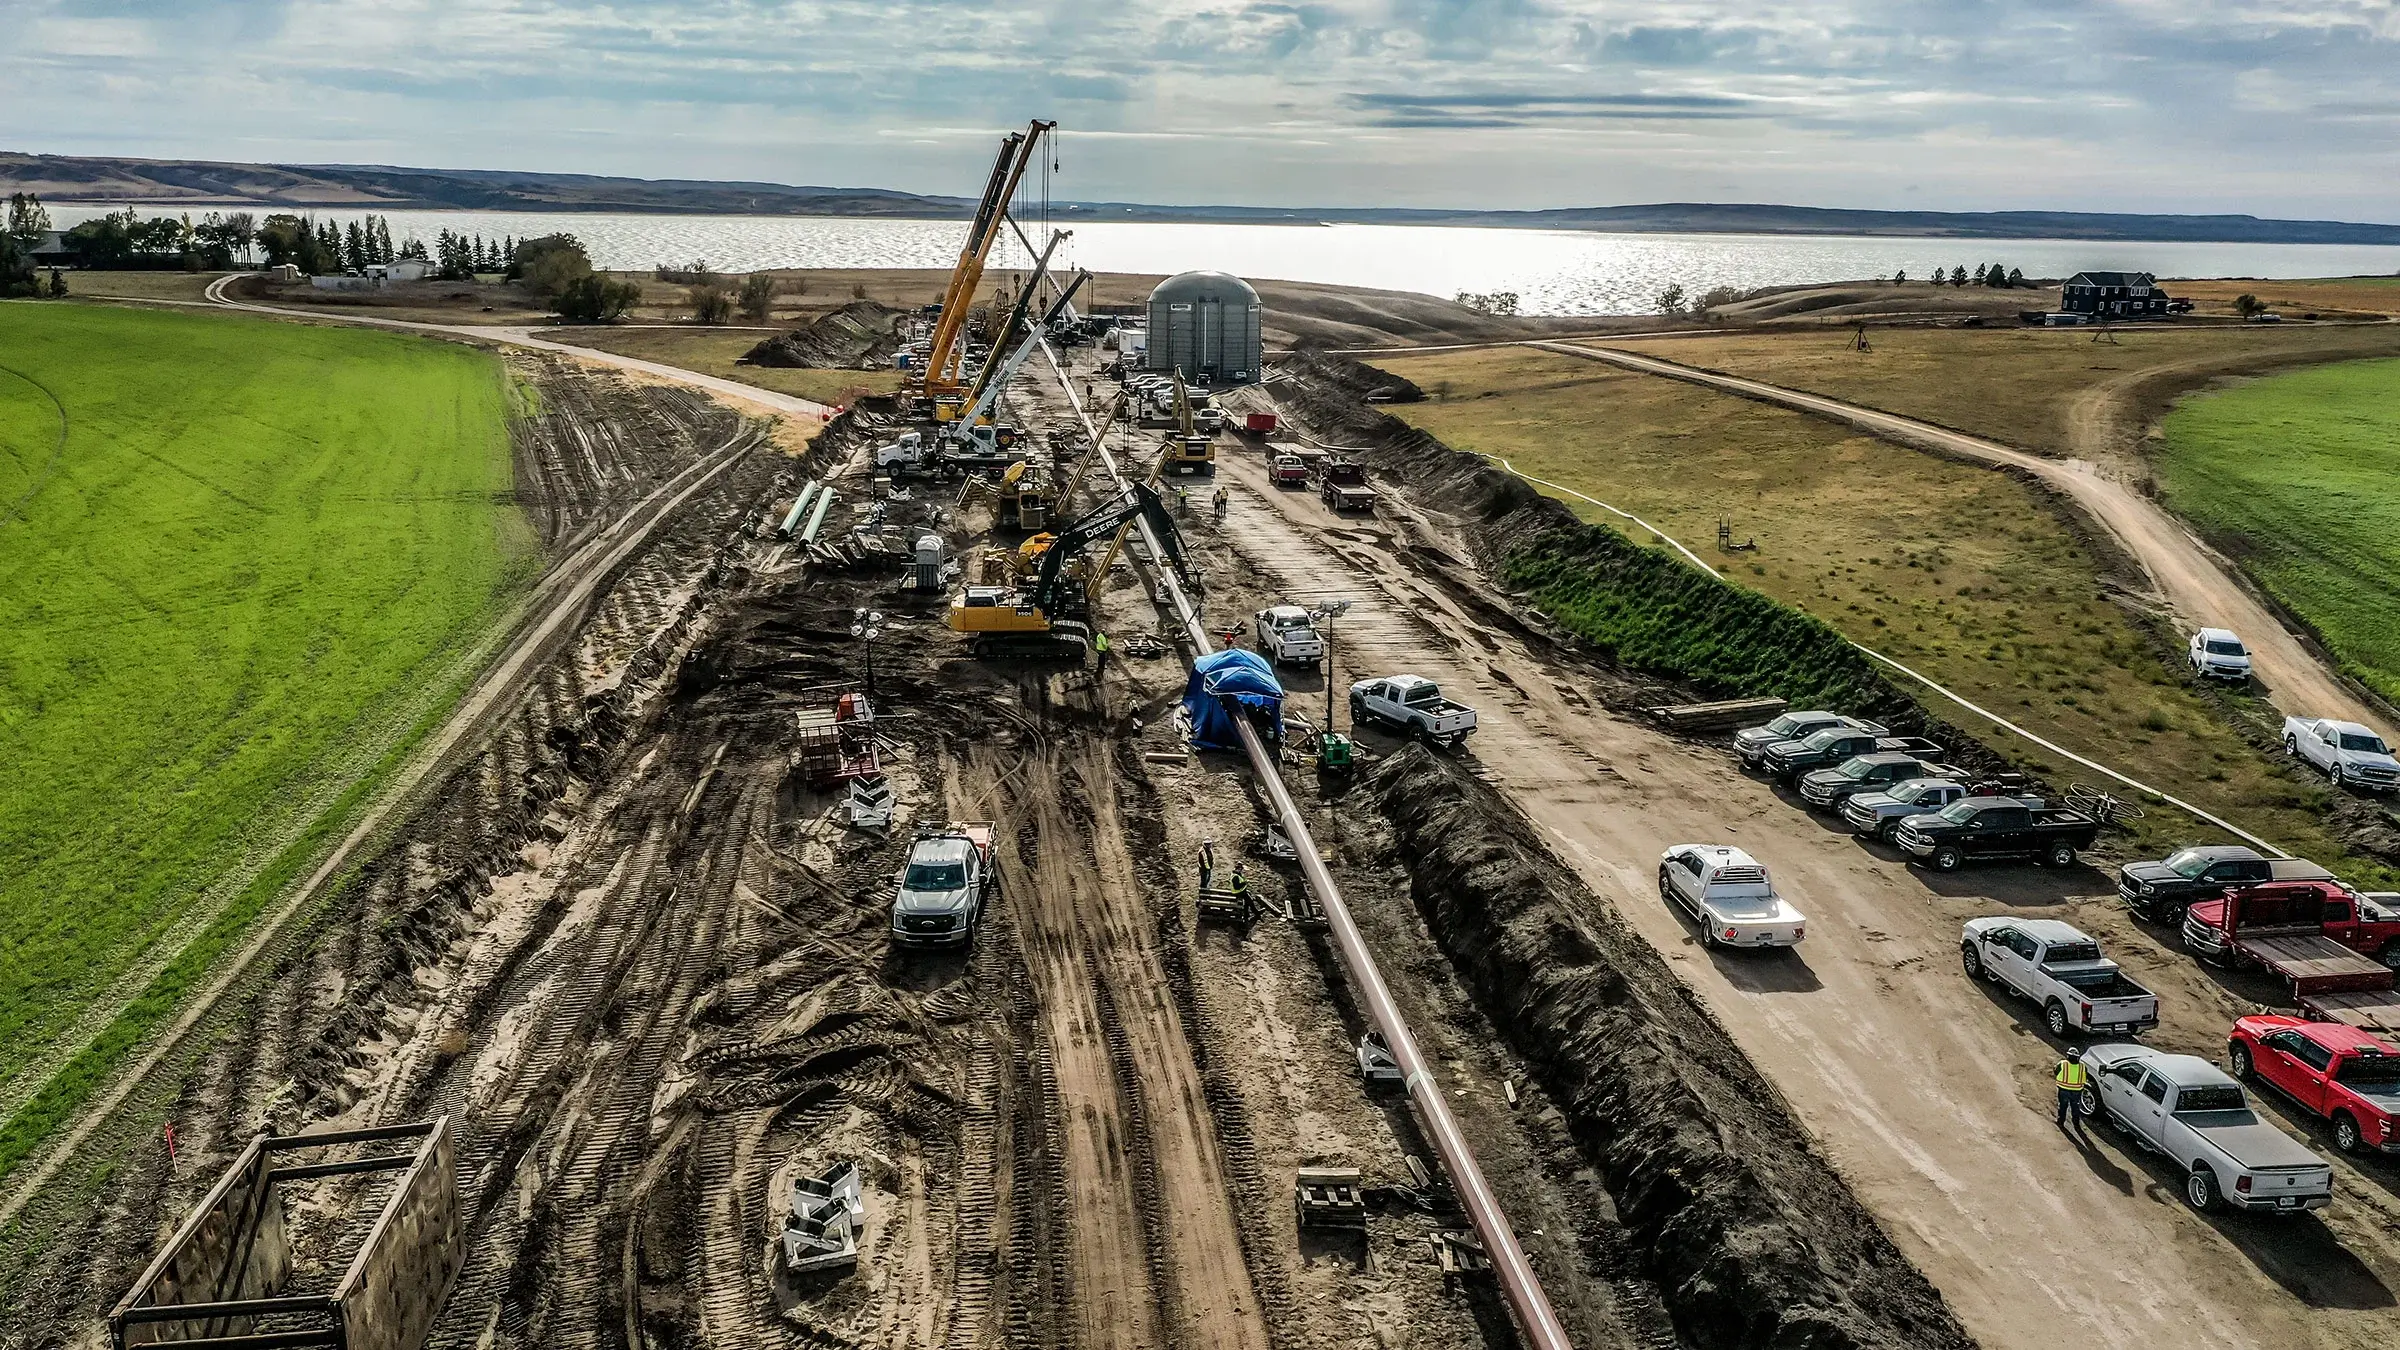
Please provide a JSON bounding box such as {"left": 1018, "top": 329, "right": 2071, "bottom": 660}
{"left": 1037, "top": 344, "right": 1572, "bottom": 1350}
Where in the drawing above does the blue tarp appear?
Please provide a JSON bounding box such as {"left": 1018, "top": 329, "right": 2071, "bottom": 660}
{"left": 1183, "top": 648, "right": 1285, "bottom": 750}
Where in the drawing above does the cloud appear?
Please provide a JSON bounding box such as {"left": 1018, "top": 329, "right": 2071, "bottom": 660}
{"left": 4, "top": 0, "right": 2399, "bottom": 217}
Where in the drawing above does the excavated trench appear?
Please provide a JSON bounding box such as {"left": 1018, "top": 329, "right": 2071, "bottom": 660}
{"left": 1363, "top": 744, "right": 1972, "bottom": 1350}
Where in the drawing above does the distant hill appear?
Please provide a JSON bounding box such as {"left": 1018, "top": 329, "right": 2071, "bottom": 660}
{"left": 10, "top": 151, "right": 2400, "bottom": 244}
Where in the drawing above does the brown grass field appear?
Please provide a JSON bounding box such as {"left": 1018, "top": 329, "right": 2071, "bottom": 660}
{"left": 1604, "top": 321, "right": 2400, "bottom": 460}
{"left": 1372, "top": 345, "right": 2388, "bottom": 879}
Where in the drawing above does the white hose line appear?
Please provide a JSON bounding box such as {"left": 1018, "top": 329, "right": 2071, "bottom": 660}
{"left": 1473, "top": 456, "right": 2287, "bottom": 857}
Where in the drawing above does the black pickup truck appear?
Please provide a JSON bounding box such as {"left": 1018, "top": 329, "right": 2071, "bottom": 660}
{"left": 1760, "top": 727, "right": 1944, "bottom": 785}
{"left": 2116, "top": 845, "right": 2335, "bottom": 923}
{"left": 1893, "top": 796, "right": 2101, "bottom": 871}
{"left": 1735, "top": 711, "right": 1879, "bottom": 768}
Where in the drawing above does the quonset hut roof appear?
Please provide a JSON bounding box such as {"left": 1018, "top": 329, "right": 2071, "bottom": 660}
{"left": 1148, "top": 270, "right": 1260, "bottom": 305}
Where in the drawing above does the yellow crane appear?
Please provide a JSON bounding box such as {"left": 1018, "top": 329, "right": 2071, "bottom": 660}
{"left": 914, "top": 119, "right": 1055, "bottom": 417}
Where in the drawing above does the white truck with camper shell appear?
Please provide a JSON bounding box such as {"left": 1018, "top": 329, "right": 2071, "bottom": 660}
{"left": 1657, "top": 845, "right": 1807, "bottom": 950}
{"left": 1959, "top": 917, "right": 2160, "bottom": 1037}
{"left": 2079, "top": 1043, "right": 2335, "bottom": 1214}
{"left": 1252, "top": 606, "right": 1326, "bottom": 669}
{"left": 2189, "top": 627, "right": 2253, "bottom": 682}
{"left": 2283, "top": 716, "right": 2400, "bottom": 791}
{"left": 1350, "top": 675, "right": 1477, "bottom": 746}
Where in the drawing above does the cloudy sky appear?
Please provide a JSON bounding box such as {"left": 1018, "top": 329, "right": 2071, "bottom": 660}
{"left": 9, "top": 0, "right": 2400, "bottom": 218}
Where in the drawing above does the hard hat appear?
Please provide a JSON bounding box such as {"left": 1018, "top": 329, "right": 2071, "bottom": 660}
{"left": 2065, "top": 1047, "right": 2083, "bottom": 1061}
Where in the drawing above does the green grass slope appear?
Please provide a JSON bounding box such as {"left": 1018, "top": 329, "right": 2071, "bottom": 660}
{"left": 2158, "top": 358, "right": 2400, "bottom": 707}
{"left": 0, "top": 304, "right": 531, "bottom": 1151}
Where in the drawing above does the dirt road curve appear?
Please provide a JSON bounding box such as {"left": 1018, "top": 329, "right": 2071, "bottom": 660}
{"left": 1531, "top": 340, "right": 2396, "bottom": 744}
{"left": 197, "top": 274, "right": 835, "bottom": 423}
{"left": 1213, "top": 448, "right": 2400, "bottom": 1350}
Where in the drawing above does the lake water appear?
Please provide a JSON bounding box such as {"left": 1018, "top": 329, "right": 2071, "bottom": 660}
{"left": 49, "top": 203, "right": 2400, "bottom": 316}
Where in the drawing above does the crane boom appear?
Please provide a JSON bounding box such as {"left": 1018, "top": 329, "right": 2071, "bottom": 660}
{"left": 920, "top": 118, "right": 1055, "bottom": 398}
{"left": 957, "top": 232, "right": 1071, "bottom": 423}
{"left": 957, "top": 265, "right": 1091, "bottom": 434}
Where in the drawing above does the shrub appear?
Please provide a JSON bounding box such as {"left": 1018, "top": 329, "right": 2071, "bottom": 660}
{"left": 555, "top": 275, "right": 642, "bottom": 323}
{"left": 1502, "top": 525, "right": 1903, "bottom": 714}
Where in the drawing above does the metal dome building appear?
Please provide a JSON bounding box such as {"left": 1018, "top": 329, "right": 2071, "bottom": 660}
{"left": 1143, "top": 270, "right": 1262, "bottom": 386}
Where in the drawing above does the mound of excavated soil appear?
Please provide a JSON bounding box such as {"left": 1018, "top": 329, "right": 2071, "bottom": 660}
{"left": 743, "top": 300, "right": 906, "bottom": 369}
{"left": 1366, "top": 744, "right": 1973, "bottom": 1350}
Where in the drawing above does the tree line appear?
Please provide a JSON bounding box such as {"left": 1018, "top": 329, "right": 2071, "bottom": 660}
{"left": 1892, "top": 264, "right": 2026, "bottom": 287}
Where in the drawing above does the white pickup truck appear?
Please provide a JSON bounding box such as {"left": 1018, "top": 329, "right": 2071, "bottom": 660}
{"left": 1960, "top": 917, "right": 2160, "bottom": 1037}
{"left": 2283, "top": 716, "right": 2400, "bottom": 791}
{"left": 1253, "top": 605, "right": 1325, "bottom": 668}
{"left": 1350, "top": 675, "right": 1476, "bottom": 746}
{"left": 2080, "top": 1043, "right": 2334, "bottom": 1214}
{"left": 1658, "top": 845, "right": 1807, "bottom": 950}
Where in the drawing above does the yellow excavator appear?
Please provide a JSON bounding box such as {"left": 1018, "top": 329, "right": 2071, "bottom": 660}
{"left": 1159, "top": 372, "right": 1216, "bottom": 477}
{"left": 945, "top": 482, "right": 1193, "bottom": 659}
{"left": 912, "top": 119, "right": 1055, "bottom": 419}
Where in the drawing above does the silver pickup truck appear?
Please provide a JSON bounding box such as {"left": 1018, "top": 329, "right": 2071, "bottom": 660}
{"left": 1840, "top": 777, "right": 1968, "bottom": 840}
{"left": 1351, "top": 675, "right": 1476, "bottom": 746}
{"left": 1960, "top": 918, "right": 2159, "bottom": 1037}
{"left": 2081, "top": 1043, "right": 2333, "bottom": 1214}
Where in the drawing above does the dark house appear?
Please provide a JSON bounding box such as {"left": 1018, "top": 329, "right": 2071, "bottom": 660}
{"left": 2061, "top": 271, "right": 2170, "bottom": 318}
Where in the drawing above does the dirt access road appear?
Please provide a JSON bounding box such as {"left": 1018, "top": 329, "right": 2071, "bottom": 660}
{"left": 1208, "top": 440, "right": 2400, "bottom": 1350}
{"left": 1528, "top": 340, "right": 2395, "bottom": 747}
{"left": 198, "top": 273, "right": 837, "bottom": 424}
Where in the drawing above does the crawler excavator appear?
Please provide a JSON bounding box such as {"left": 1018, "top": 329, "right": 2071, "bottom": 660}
{"left": 945, "top": 482, "right": 1193, "bottom": 660}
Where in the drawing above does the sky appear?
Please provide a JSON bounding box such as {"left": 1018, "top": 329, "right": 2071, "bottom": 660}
{"left": 8, "top": 0, "right": 2400, "bottom": 219}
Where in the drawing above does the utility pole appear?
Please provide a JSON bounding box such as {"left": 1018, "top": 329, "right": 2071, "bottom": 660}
{"left": 851, "top": 608, "right": 884, "bottom": 702}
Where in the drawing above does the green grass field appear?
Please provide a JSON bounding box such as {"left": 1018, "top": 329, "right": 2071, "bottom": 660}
{"left": 0, "top": 304, "right": 531, "bottom": 1158}
{"left": 2158, "top": 357, "right": 2400, "bottom": 707}
{"left": 1375, "top": 346, "right": 2383, "bottom": 875}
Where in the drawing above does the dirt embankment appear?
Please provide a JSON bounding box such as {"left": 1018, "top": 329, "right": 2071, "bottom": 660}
{"left": 1365, "top": 744, "right": 1972, "bottom": 1350}
{"left": 741, "top": 300, "right": 907, "bottom": 369}
{"left": 1272, "top": 350, "right": 2021, "bottom": 778}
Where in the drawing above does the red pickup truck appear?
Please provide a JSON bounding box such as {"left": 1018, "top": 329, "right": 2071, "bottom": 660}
{"left": 2229, "top": 1015, "right": 2400, "bottom": 1153}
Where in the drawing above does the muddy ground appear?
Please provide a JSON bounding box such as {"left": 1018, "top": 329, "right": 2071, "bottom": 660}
{"left": 30, "top": 318, "right": 2400, "bottom": 1350}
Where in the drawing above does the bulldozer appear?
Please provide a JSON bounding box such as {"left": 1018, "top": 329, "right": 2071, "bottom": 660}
{"left": 945, "top": 482, "right": 1194, "bottom": 660}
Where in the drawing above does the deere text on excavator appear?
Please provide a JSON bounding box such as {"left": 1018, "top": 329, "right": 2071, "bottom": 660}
{"left": 945, "top": 482, "right": 1193, "bottom": 660}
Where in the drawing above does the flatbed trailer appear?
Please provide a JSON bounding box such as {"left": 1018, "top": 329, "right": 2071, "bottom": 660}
{"left": 2298, "top": 988, "right": 2400, "bottom": 1035}
{"left": 2239, "top": 930, "right": 2397, "bottom": 999}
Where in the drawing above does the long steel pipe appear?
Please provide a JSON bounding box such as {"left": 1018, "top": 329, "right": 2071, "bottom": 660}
{"left": 1038, "top": 346, "right": 1572, "bottom": 1350}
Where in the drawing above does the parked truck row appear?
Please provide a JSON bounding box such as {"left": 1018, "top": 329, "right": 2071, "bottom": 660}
{"left": 1735, "top": 709, "right": 2100, "bottom": 872}
{"left": 1725, "top": 707, "right": 2396, "bottom": 1214}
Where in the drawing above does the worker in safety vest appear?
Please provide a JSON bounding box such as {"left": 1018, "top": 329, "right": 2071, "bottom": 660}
{"left": 1092, "top": 630, "right": 1111, "bottom": 683}
{"left": 1229, "top": 862, "right": 1257, "bottom": 925}
{"left": 2053, "top": 1047, "right": 2090, "bottom": 1141}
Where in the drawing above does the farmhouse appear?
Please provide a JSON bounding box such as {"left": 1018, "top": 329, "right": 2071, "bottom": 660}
{"left": 2061, "top": 271, "right": 2171, "bottom": 318}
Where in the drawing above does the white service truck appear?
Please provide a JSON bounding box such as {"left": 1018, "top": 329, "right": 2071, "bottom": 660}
{"left": 1350, "top": 675, "right": 1476, "bottom": 746}
{"left": 1959, "top": 917, "right": 2160, "bottom": 1037}
{"left": 1252, "top": 606, "right": 1325, "bottom": 668}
